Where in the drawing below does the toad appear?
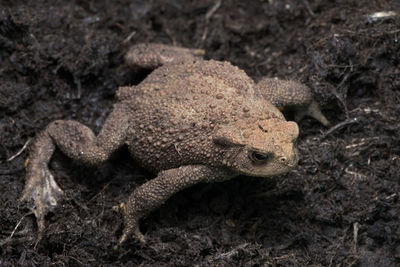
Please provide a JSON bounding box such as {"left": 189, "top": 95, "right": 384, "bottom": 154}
{"left": 21, "top": 43, "right": 329, "bottom": 245}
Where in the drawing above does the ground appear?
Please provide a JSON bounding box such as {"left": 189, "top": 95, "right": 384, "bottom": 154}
{"left": 1, "top": 0, "right": 400, "bottom": 265}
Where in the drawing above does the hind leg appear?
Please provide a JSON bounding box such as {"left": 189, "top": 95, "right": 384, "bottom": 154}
{"left": 125, "top": 43, "right": 205, "bottom": 70}
{"left": 21, "top": 104, "right": 130, "bottom": 240}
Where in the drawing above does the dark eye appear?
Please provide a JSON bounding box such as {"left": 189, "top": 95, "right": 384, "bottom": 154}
{"left": 249, "top": 152, "right": 270, "bottom": 163}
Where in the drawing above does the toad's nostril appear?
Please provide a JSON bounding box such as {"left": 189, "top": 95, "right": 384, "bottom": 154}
{"left": 279, "top": 157, "right": 287, "bottom": 163}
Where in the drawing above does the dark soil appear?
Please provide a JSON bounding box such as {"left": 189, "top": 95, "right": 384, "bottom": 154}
{"left": 1, "top": 0, "right": 400, "bottom": 265}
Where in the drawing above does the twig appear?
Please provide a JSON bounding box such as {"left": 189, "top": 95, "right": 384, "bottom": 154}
{"left": 86, "top": 179, "right": 114, "bottom": 205}
{"left": 9, "top": 214, "right": 29, "bottom": 239}
{"left": 371, "top": 29, "right": 400, "bottom": 38}
{"left": 214, "top": 243, "right": 249, "bottom": 260}
{"left": 7, "top": 138, "right": 31, "bottom": 162}
{"left": 123, "top": 31, "right": 136, "bottom": 44}
{"left": 205, "top": 0, "right": 222, "bottom": 21}
{"left": 322, "top": 117, "right": 359, "bottom": 139}
{"left": 303, "top": 0, "right": 316, "bottom": 17}
{"left": 333, "top": 72, "right": 350, "bottom": 118}
{"left": 202, "top": 0, "right": 222, "bottom": 41}
{"left": 0, "top": 212, "right": 32, "bottom": 246}
{"left": 353, "top": 222, "right": 359, "bottom": 253}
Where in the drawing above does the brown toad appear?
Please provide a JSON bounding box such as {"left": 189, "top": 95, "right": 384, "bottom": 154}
{"left": 21, "top": 43, "right": 329, "bottom": 245}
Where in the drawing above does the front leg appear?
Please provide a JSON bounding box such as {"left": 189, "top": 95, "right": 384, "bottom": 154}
{"left": 256, "top": 78, "right": 330, "bottom": 126}
{"left": 118, "top": 165, "right": 233, "bottom": 244}
{"left": 21, "top": 104, "right": 130, "bottom": 239}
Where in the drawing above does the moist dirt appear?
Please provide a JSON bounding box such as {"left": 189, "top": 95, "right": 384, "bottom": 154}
{"left": 1, "top": 0, "right": 400, "bottom": 265}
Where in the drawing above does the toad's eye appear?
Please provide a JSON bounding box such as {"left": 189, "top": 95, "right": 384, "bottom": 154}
{"left": 249, "top": 152, "right": 270, "bottom": 164}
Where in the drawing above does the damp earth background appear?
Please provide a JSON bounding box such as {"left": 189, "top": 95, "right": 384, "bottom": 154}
{"left": 1, "top": 0, "right": 400, "bottom": 265}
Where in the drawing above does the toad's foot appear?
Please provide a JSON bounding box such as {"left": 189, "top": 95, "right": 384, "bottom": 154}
{"left": 256, "top": 78, "right": 330, "bottom": 126}
{"left": 117, "top": 202, "right": 146, "bottom": 245}
{"left": 20, "top": 163, "right": 63, "bottom": 239}
{"left": 294, "top": 100, "right": 330, "bottom": 127}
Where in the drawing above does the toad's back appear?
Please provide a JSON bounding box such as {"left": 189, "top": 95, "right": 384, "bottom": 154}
{"left": 116, "top": 59, "right": 284, "bottom": 172}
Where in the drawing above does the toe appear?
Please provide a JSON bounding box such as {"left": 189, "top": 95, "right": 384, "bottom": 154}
{"left": 118, "top": 202, "right": 145, "bottom": 244}
{"left": 21, "top": 165, "right": 64, "bottom": 242}
{"left": 307, "top": 100, "right": 331, "bottom": 127}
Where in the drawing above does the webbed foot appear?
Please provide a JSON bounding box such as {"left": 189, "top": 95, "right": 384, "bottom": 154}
{"left": 115, "top": 202, "right": 146, "bottom": 248}
{"left": 20, "top": 162, "right": 63, "bottom": 239}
